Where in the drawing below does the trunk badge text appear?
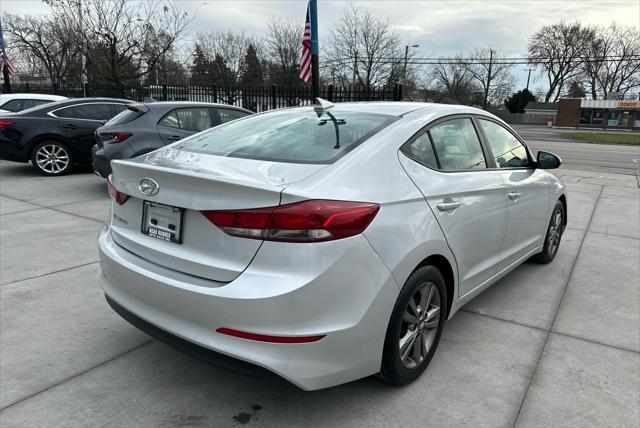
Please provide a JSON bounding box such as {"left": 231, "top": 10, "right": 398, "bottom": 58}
{"left": 139, "top": 178, "right": 159, "bottom": 196}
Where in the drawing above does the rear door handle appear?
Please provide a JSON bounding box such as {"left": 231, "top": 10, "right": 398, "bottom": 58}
{"left": 62, "top": 124, "right": 78, "bottom": 130}
{"left": 436, "top": 199, "right": 462, "bottom": 212}
{"left": 508, "top": 192, "right": 522, "bottom": 201}
{"left": 167, "top": 135, "right": 182, "bottom": 141}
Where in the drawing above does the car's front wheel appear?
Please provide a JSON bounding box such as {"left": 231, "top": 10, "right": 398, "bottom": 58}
{"left": 532, "top": 199, "right": 565, "bottom": 264}
{"left": 379, "top": 265, "right": 447, "bottom": 385}
{"left": 31, "top": 141, "right": 73, "bottom": 176}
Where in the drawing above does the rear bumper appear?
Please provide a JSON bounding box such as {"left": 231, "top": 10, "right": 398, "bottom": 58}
{"left": 98, "top": 225, "right": 399, "bottom": 390}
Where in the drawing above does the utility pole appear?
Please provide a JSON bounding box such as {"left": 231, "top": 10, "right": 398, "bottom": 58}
{"left": 403, "top": 44, "right": 419, "bottom": 86}
{"left": 483, "top": 49, "right": 494, "bottom": 110}
{"left": 526, "top": 68, "right": 532, "bottom": 91}
{"left": 309, "top": 0, "right": 320, "bottom": 100}
{"left": 0, "top": 19, "right": 12, "bottom": 93}
{"left": 352, "top": 50, "right": 358, "bottom": 87}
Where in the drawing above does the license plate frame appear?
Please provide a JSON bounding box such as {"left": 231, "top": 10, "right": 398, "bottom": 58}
{"left": 141, "top": 201, "right": 184, "bottom": 244}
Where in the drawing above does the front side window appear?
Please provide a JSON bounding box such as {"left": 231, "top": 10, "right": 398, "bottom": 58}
{"left": 479, "top": 119, "right": 530, "bottom": 168}
{"left": 177, "top": 109, "right": 395, "bottom": 163}
{"left": 22, "top": 99, "right": 52, "bottom": 110}
{"left": 428, "top": 118, "right": 486, "bottom": 170}
{"left": 159, "top": 108, "right": 212, "bottom": 132}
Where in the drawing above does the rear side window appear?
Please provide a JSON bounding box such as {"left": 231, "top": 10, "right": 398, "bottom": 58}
{"left": 217, "top": 108, "right": 250, "bottom": 124}
{"left": 0, "top": 99, "right": 22, "bottom": 112}
{"left": 478, "top": 119, "right": 530, "bottom": 168}
{"left": 105, "top": 109, "right": 145, "bottom": 126}
{"left": 177, "top": 109, "right": 396, "bottom": 164}
{"left": 159, "top": 108, "right": 212, "bottom": 132}
{"left": 54, "top": 103, "right": 120, "bottom": 120}
{"left": 404, "top": 132, "right": 439, "bottom": 169}
{"left": 429, "top": 118, "right": 486, "bottom": 170}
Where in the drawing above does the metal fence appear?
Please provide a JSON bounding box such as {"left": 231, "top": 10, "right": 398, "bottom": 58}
{"left": 5, "top": 83, "right": 404, "bottom": 112}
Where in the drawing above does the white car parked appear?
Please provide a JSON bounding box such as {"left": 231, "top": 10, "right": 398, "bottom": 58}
{"left": 0, "top": 93, "right": 67, "bottom": 114}
{"left": 98, "top": 100, "right": 567, "bottom": 390}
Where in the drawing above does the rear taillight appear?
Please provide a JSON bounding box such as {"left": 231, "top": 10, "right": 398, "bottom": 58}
{"left": 107, "top": 174, "right": 130, "bottom": 205}
{"left": 0, "top": 120, "right": 16, "bottom": 128}
{"left": 202, "top": 200, "right": 380, "bottom": 243}
{"left": 102, "top": 132, "right": 132, "bottom": 144}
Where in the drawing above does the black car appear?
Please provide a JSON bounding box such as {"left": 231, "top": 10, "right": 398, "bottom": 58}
{"left": 0, "top": 98, "right": 132, "bottom": 176}
{"left": 91, "top": 102, "right": 252, "bottom": 178}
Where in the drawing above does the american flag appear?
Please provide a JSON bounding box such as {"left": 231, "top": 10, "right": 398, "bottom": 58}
{"left": 0, "top": 47, "right": 15, "bottom": 75}
{"left": 299, "top": 2, "right": 312, "bottom": 83}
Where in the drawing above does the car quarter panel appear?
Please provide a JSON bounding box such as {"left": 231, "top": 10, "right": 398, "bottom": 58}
{"left": 279, "top": 110, "right": 462, "bottom": 316}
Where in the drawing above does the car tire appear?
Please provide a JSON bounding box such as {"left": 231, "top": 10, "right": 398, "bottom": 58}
{"left": 379, "top": 265, "right": 447, "bottom": 386}
{"left": 31, "top": 141, "right": 73, "bottom": 176}
{"left": 532, "top": 199, "right": 565, "bottom": 264}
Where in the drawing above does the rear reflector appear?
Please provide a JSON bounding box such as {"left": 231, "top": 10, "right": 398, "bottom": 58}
{"left": 107, "top": 174, "right": 130, "bottom": 205}
{"left": 216, "top": 327, "right": 325, "bottom": 343}
{"left": 0, "top": 120, "right": 16, "bottom": 128}
{"left": 201, "top": 200, "right": 380, "bottom": 242}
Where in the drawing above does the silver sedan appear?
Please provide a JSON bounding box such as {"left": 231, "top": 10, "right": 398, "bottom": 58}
{"left": 98, "top": 100, "right": 567, "bottom": 390}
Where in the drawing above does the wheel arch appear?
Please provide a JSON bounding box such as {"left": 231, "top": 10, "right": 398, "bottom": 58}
{"left": 412, "top": 254, "right": 455, "bottom": 319}
{"left": 557, "top": 194, "right": 567, "bottom": 229}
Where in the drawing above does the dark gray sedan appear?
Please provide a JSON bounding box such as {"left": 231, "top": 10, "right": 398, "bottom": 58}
{"left": 92, "top": 101, "right": 252, "bottom": 177}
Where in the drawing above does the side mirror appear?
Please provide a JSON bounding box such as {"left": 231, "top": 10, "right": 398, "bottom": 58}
{"left": 537, "top": 151, "right": 562, "bottom": 169}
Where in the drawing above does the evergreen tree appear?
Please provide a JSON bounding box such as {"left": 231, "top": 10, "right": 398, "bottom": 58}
{"left": 209, "top": 54, "right": 236, "bottom": 86}
{"left": 239, "top": 44, "right": 264, "bottom": 86}
{"left": 190, "top": 43, "right": 210, "bottom": 85}
{"left": 567, "top": 81, "right": 586, "bottom": 98}
{"left": 504, "top": 88, "right": 537, "bottom": 113}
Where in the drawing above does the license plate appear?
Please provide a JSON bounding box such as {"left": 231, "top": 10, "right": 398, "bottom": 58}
{"left": 141, "top": 201, "right": 184, "bottom": 244}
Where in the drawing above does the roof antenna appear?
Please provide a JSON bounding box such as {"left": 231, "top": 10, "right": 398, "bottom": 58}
{"left": 313, "top": 97, "right": 335, "bottom": 117}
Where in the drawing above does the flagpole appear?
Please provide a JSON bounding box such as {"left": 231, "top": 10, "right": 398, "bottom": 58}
{"left": 309, "top": 0, "right": 319, "bottom": 100}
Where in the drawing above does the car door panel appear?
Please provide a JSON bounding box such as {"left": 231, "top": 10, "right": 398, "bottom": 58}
{"left": 399, "top": 116, "right": 508, "bottom": 297}
{"left": 476, "top": 118, "right": 550, "bottom": 270}
{"left": 497, "top": 169, "right": 550, "bottom": 269}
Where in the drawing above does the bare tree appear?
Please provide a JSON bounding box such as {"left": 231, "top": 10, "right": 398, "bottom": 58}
{"left": 3, "top": 13, "right": 81, "bottom": 86}
{"left": 429, "top": 56, "right": 479, "bottom": 104}
{"left": 196, "top": 30, "right": 258, "bottom": 85}
{"left": 43, "top": 0, "right": 191, "bottom": 87}
{"left": 461, "top": 48, "right": 514, "bottom": 109}
{"left": 528, "top": 21, "right": 595, "bottom": 102}
{"left": 325, "top": 5, "right": 402, "bottom": 89}
{"left": 595, "top": 25, "right": 639, "bottom": 99}
{"left": 264, "top": 17, "right": 301, "bottom": 85}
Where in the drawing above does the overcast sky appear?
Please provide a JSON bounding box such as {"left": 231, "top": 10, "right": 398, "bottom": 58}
{"left": 1, "top": 0, "right": 638, "bottom": 92}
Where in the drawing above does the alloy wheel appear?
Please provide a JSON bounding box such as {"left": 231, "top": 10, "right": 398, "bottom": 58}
{"left": 547, "top": 208, "right": 563, "bottom": 257}
{"left": 35, "top": 144, "right": 70, "bottom": 174}
{"left": 399, "top": 281, "right": 441, "bottom": 369}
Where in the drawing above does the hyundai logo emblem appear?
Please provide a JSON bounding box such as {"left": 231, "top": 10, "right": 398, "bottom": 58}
{"left": 139, "top": 178, "right": 159, "bottom": 196}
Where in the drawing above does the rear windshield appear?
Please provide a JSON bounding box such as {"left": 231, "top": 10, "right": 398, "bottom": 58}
{"left": 176, "top": 109, "right": 396, "bottom": 163}
{"left": 105, "top": 108, "right": 144, "bottom": 126}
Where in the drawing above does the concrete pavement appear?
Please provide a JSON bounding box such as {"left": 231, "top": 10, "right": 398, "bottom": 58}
{"left": 0, "top": 160, "right": 638, "bottom": 427}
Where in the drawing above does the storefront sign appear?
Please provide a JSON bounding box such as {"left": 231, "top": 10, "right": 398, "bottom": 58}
{"left": 617, "top": 101, "right": 640, "bottom": 109}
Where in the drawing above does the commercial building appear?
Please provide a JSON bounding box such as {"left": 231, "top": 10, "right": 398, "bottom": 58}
{"left": 556, "top": 98, "right": 640, "bottom": 130}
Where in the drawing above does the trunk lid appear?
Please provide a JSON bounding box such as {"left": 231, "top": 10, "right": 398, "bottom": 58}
{"left": 109, "top": 148, "right": 327, "bottom": 283}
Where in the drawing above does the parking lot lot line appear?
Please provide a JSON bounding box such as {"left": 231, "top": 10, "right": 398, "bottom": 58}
{"left": 0, "top": 261, "right": 99, "bottom": 288}
{"left": 0, "top": 194, "right": 104, "bottom": 224}
{"left": 0, "top": 340, "right": 154, "bottom": 412}
{"left": 511, "top": 185, "right": 603, "bottom": 426}
{"left": 463, "top": 309, "right": 640, "bottom": 355}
